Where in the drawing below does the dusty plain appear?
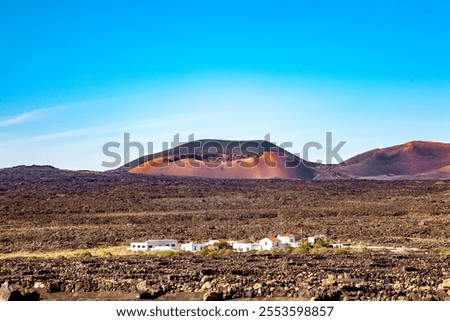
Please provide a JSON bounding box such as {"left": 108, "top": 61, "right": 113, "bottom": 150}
{"left": 0, "top": 166, "right": 449, "bottom": 300}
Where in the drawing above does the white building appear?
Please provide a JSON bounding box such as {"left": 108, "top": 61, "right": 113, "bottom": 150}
{"left": 232, "top": 242, "right": 251, "bottom": 252}
{"left": 181, "top": 242, "right": 205, "bottom": 252}
{"left": 277, "top": 233, "right": 296, "bottom": 245}
{"left": 205, "top": 240, "right": 220, "bottom": 246}
{"left": 233, "top": 242, "right": 262, "bottom": 252}
{"left": 251, "top": 243, "right": 261, "bottom": 251}
{"left": 129, "top": 239, "right": 178, "bottom": 251}
{"left": 259, "top": 237, "right": 283, "bottom": 251}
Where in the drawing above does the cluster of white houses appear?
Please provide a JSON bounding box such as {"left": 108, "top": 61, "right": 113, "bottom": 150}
{"left": 128, "top": 234, "right": 319, "bottom": 253}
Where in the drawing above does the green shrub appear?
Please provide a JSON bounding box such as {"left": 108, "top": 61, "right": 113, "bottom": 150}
{"left": 313, "top": 238, "right": 328, "bottom": 248}
{"left": 222, "top": 249, "right": 233, "bottom": 256}
{"left": 310, "top": 247, "right": 326, "bottom": 254}
{"left": 270, "top": 248, "right": 281, "bottom": 254}
{"left": 207, "top": 250, "right": 220, "bottom": 256}
{"left": 334, "top": 248, "right": 351, "bottom": 255}
{"left": 157, "top": 250, "right": 176, "bottom": 258}
{"left": 213, "top": 240, "right": 233, "bottom": 250}
{"left": 438, "top": 248, "right": 450, "bottom": 255}
{"left": 196, "top": 247, "right": 212, "bottom": 256}
{"left": 78, "top": 251, "right": 93, "bottom": 258}
{"left": 291, "top": 247, "right": 309, "bottom": 254}
{"left": 196, "top": 247, "right": 233, "bottom": 256}
{"left": 291, "top": 242, "right": 312, "bottom": 254}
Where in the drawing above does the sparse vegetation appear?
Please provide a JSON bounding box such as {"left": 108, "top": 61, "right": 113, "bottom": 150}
{"left": 0, "top": 246, "right": 129, "bottom": 260}
{"left": 438, "top": 248, "right": 450, "bottom": 255}
{"left": 309, "top": 247, "right": 326, "bottom": 254}
{"left": 1, "top": 168, "right": 449, "bottom": 255}
{"left": 213, "top": 240, "right": 233, "bottom": 250}
{"left": 334, "top": 248, "right": 352, "bottom": 255}
{"left": 291, "top": 242, "right": 312, "bottom": 254}
{"left": 77, "top": 251, "right": 93, "bottom": 258}
{"left": 157, "top": 250, "right": 176, "bottom": 258}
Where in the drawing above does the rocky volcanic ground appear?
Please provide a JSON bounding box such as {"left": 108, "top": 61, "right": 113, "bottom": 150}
{"left": 0, "top": 166, "right": 449, "bottom": 300}
{"left": 1, "top": 166, "right": 449, "bottom": 252}
{"left": 1, "top": 252, "right": 450, "bottom": 301}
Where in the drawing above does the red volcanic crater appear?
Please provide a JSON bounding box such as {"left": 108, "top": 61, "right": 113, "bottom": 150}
{"left": 124, "top": 140, "right": 317, "bottom": 179}
{"left": 121, "top": 140, "right": 450, "bottom": 180}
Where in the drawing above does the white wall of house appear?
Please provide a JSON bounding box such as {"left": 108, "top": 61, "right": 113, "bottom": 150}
{"left": 232, "top": 242, "right": 253, "bottom": 252}
{"left": 129, "top": 239, "right": 178, "bottom": 251}
{"left": 205, "top": 240, "right": 219, "bottom": 246}
{"left": 308, "top": 237, "right": 316, "bottom": 246}
{"left": 181, "top": 242, "right": 205, "bottom": 252}
{"left": 129, "top": 242, "right": 148, "bottom": 251}
{"left": 251, "top": 244, "right": 262, "bottom": 251}
{"left": 146, "top": 239, "right": 178, "bottom": 249}
{"left": 259, "top": 237, "right": 283, "bottom": 251}
{"left": 153, "top": 245, "right": 180, "bottom": 251}
{"left": 277, "top": 234, "right": 296, "bottom": 245}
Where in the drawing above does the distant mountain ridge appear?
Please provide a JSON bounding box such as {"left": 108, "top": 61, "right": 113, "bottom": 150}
{"left": 2, "top": 140, "right": 448, "bottom": 180}
{"left": 121, "top": 139, "right": 317, "bottom": 179}
{"left": 337, "top": 141, "right": 450, "bottom": 179}
{"left": 120, "top": 140, "right": 450, "bottom": 180}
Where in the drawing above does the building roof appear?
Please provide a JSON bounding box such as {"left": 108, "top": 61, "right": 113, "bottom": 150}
{"left": 268, "top": 237, "right": 281, "bottom": 243}
{"left": 278, "top": 233, "right": 294, "bottom": 237}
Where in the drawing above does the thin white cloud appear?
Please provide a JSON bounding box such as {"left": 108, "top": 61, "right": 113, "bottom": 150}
{"left": 0, "top": 112, "right": 206, "bottom": 147}
{"left": 0, "top": 108, "right": 57, "bottom": 127}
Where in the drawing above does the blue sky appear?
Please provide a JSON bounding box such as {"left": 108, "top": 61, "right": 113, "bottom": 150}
{"left": 0, "top": 0, "right": 449, "bottom": 170}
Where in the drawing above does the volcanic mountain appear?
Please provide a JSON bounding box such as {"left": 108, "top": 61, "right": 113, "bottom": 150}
{"left": 121, "top": 139, "right": 321, "bottom": 179}
{"left": 335, "top": 141, "right": 450, "bottom": 179}
{"left": 122, "top": 140, "right": 450, "bottom": 180}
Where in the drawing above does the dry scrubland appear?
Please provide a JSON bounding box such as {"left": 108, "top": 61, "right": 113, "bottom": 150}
{"left": 1, "top": 166, "right": 449, "bottom": 253}
{"left": 0, "top": 166, "right": 449, "bottom": 300}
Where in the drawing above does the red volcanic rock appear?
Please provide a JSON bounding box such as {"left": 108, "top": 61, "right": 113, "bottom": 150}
{"left": 125, "top": 140, "right": 316, "bottom": 180}
{"left": 124, "top": 140, "right": 450, "bottom": 180}
{"left": 337, "top": 141, "right": 450, "bottom": 179}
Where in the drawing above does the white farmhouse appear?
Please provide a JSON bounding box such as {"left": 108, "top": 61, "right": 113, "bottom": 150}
{"left": 277, "top": 233, "right": 296, "bottom": 245}
{"left": 233, "top": 242, "right": 262, "bottom": 252}
{"left": 181, "top": 242, "right": 205, "bottom": 252}
{"left": 129, "top": 239, "right": 178, "bottom": 251}
{"left": 232, "top": 242, "right": 252, "bottom": 252}
{"left": 259, "top": 237, "right": 283, "bottom": 251}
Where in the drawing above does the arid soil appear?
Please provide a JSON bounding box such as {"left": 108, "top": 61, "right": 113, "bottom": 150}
{"left": 1, "top": 252, "right": 450, "bottom": 301}
{"left": 0, "top": 166, "right": 449, "bottom": 300}
{"left": 1, "top": 166, "right": 449, "bottom": 253}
